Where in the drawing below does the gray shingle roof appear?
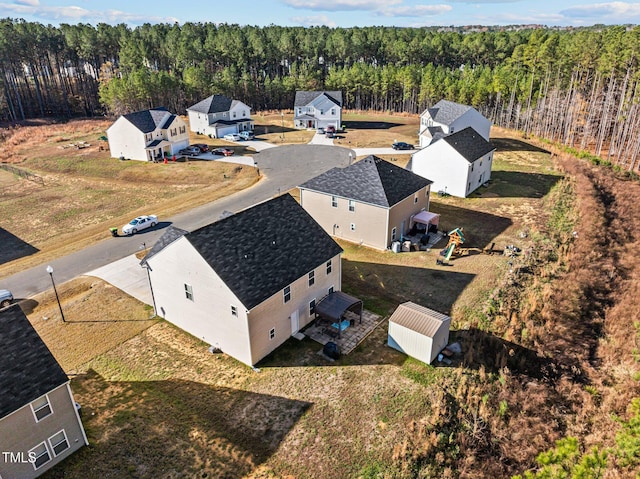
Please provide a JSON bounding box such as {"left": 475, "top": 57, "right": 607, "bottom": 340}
{"left": 123, "top": 107, "right": 169, "bottom": 133}
{"left": 299, "top": 155, "right": 432, "bottom": 207}
{"left": 187, "top": 94, "right": 234, "bottom": 114}
{"left": 439, "top": 127, "right": 496, "bottom": 163}
{"left": 142, "top": 225, "right": 189, "bottom": 265}
{"left": 160, "top": 114, "right": 178, "bottom": 129}
{"left": 0, "top": 304, "right": 68, "bottom": 419}
{"left": 149, "top": 195, "right": 342, "bottom": 310}
{"left": 424, "top": 100, "right": 473, "bottom": 125}
{"left": 294, "top": 91, "right": 343, "bottom": 107}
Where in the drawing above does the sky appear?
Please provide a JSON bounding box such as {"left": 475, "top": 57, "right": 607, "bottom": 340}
{"left": 1, "top": 0, "right": 640, "bottom": 28}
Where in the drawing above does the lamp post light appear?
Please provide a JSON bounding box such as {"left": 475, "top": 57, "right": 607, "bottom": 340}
{"left": 348, "top": 152, "right": 353, "bottom": 166}
{"left": 46, "top": 265, "right": 65, "bottom": 323}
{"left": 140, "top": 244, "right": 157, "bottom": 317}
{"left": 281, "top": 112, "right": 285, "bottom": 142}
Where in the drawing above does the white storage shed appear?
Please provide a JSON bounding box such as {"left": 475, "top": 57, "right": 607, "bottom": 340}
{"left": 387, "top": 302, "right": 451, "bottom": 364}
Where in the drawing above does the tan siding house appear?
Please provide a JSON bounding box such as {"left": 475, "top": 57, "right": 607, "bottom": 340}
{"left": 0, "top": 305, "right": 87, "bottom": 479}
{"left": 299, "top": 155, "right": 433, "bottom": 250}
{"left": 143, "top": 194, "right": 342, "bottom": 367}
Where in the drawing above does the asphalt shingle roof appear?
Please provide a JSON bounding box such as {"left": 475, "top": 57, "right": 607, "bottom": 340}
{"left": 149, "top": 195, "right": 342, "bottom": 310}
{"left": 187, "top": 94, "right": 234, "bottom": 114}
{"left": 0, "top": 304, "right": 68, "bottom": 419}
{"left": 142, "top": 225, "right": 189, "bottom": 265}
{"left": 300, "top": 155, "right": 432, "bottom": 207}
{"left": 439, "top": 127, "right": 496, "bottom": 163}
{"left": 425, "top": 100, "right": 473, "bottom": 125}
{"left": 123, "top": 107, "right": 169, "bottom": 133}
{"left": 294, "top": 91, "right": 343, "bottom": 107}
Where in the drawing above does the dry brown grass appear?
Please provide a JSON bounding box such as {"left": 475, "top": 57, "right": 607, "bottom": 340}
{"left": 0, "top": 119, "right": 259, "bottom": 278}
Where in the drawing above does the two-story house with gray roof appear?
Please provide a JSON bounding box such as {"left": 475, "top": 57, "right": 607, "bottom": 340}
{"left": 186, "top": 94, "right": 253, "bottom": 138}
{"left": 409, "top": 127, "right": 496, "bottom": 198}
{"left": 294, "top": 91, "right": 342, "bottom": 130}
{"left": 419, "top": 99, "right": 491, "bottom": 147}
{"left": 0, "top": 304, "right": 87, "bottom": 479}
{"left": 106, "top": 107, "right": 189, "bottom": 161}
{"left": 142, "top": 194, "right": 342, "bottom": 367}
{"left": 298, "top": 155, "right": 434, "bottom": 250}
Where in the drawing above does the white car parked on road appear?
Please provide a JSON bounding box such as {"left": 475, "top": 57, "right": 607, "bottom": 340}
{"left": 223, "top": 133, "right": 241, "bottom": 141}
{"left": 0, "top": 289, "right": 14, "bottom": 308}
{"left": 122, "top": 215, "right": 158, "bottom": 235}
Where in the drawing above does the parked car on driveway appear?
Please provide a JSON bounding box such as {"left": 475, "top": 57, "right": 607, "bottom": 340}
{"left": 0, "top": 289, "right": 14, "bottom": 308}
{"left": 122, "top": 215, "right": 158, "bottom": 235}
{"left": 392, "top": 141, "right": 414, "bottom": 150}
{"left": 213, "top": 147, "right": 234, "bottom": 157}
{"left": 238, "top": 131, "right": 254, "bottom": 140}
{"left": 316, "top": 127, "right": 325, "bottom": 134}
{"left": 192, "top": 143, "right": 209, "bottom": 153}
{"left": 223, "top": 133, "right": 241, "bottom": 141}
{"left": 325, "top": 125, "right": 336, "bottom": 135}
{"left": 179, "top": 146, "right": 200, "bottom": 156}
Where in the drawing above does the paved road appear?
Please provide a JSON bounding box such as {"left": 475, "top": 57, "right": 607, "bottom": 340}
{"left": 3, "top": 144, "right": 355, "bottom": 301}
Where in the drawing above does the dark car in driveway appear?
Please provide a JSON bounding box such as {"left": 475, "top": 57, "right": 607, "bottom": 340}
{"left": 179, "top": 146, "right": 201, "bottom": 156}
{"left": 192, "top": 143, "right": 209, "bottom": 153}
{"left": 213, "top": 147, "right": 234, "bottom": 157}
{"left": 392, "top": 141, "right": 414, "bottom": 150}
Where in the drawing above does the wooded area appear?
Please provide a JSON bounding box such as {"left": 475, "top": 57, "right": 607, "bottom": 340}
{"left": 2, "top": 20, "right": 640, "bottom": 170}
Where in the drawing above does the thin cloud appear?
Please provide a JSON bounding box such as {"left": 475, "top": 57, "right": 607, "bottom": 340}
{"left": 291, "top": 14, "right": 337, "bottom": 26}
{"left": 0, "top": 2, "right": 179, "bottom": 24}
{"left": 561, "top": 1, "right": 640, "bottom": 19}
{"left": 378, "top": 4, "right": 453, "bottom": 17}
{"left": 283, "top": 0, "right": 401, "bottom": 11}
{"left": 446, "top": 0, "right": 522, "bottom": 3}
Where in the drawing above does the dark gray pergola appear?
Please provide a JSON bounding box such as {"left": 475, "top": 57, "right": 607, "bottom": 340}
{"left": 315, "top": 291, "right": 363, "bottom": 338}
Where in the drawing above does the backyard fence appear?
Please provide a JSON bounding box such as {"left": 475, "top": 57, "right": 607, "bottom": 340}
{"left": 0, "top": 163, "right": 44, "bottom": 185}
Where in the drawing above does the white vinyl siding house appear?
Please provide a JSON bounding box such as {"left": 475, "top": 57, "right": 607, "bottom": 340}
{"left": 106, "top": 107, "right": 189, "bottom": 162}
{"left": 419, "top": 99, "right": 491, "bottom": 148}
{"left": 143, "top": 194, "right": 343, "bottom": 367}
{"left": 294, "top": 91, "right": 343, "bottom": 130}
{"left": 410, "top": 127, "right": 495, "bottom": 198}
{"left": 187, "top": 94, "right": 253, "bottom": 138}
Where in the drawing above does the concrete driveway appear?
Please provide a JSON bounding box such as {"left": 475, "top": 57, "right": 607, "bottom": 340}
{"left": 87, "top": 254, "right": 152, "bottom": 306}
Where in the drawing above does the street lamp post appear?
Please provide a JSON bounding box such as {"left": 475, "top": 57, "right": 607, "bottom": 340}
{"left": 46, "top": 265, "right": 65, "bottom": 323}
{"left": 348, "top": 152, "right": 353, "bottom": 165}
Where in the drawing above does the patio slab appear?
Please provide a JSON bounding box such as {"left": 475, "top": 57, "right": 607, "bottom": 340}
{"left": 303, "top": 309, "right": 384, "bottom": 355}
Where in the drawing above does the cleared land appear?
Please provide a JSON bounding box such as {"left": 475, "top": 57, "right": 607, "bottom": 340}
{"left": 6, "top": 116, "right": 640, "bottom": 477}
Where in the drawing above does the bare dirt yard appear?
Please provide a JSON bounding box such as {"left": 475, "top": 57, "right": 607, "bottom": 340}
{"left": 7, "top": 117, "right": 640, "bottom": 478}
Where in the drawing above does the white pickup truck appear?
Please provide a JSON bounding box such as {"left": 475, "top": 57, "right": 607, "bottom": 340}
{"left": 238, "top": 131, "right": 255, "bottom": 140}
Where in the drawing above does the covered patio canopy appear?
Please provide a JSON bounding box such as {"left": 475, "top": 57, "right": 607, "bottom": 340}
{"left": 412, "top": 210, "right": 440, "bottom": 227}
{"left": 315, "top": 291, "right": 363, "bottom": 325}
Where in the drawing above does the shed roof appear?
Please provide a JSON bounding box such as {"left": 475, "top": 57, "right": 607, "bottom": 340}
{"left": 388, "top": 302, "right": 450, "bottom": 338}
{"left": 0, "top": 304, "right": 69, "bottom": 419}
{"left": 294, "top": 91, "right": 343, "bottom": 107}
{"left": 438, "top": 127, "right": 496, "bottom": 163}
{"left": 145, "top": 194, "right": 342, "bottom": 310}
{"left": 122, "top": 107, "right": 169, "bottom": 133}
{"left": 300, "top": 155, "right": 432, "bottom": 208}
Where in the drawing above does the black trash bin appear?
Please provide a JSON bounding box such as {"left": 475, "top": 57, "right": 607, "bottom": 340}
{"left": 323, "top": 341, "right": 341, "bottom": 360}
{"left": 110, "top": 227, "right": 118, "bottom": 237}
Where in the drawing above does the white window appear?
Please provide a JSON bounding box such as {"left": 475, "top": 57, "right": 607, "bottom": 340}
{"left": 414, "top": 195, "right": 418, "bottom": 204}
{"left": 29, "top": 442, "right": 50, "bottom": 470}
{"left": 326, "top": 260, "right": 332, "bottom": 275}
{"left": 391, "top": 227, "right": 397, "bottom": 241}
{"left": 348, "top": 200, "right": 355, "bottom": 212}
{"left": 480, "top": 160, "right": 483, "bottom": 167}
{"left": 350, "top": 223, "right": 356, "bottom": 231}
{"left": 471, "top": 163, "right": 474, "bottom": 171}
{"left": 308, "top": 271, "right": 315, "bottom": 287}
{"left": 309, "top": 299, "right": 316, "bottom": 316}
{"left": 49, "top": 430, "right": 69, "bottom": 457}
{"left": 269, "top": 328, "right": 276, "bottom": 340}
{"left": 31, "top": 395, "right": 52, "bottom": 422}
{"left": 184, "top": 284, "right": 193, "bottom": 301}
{"left": 331, "top": 196, "right": 338, "bottom": 208}
{"left": 233, "top": 112, "right": 236, "bottom": 118}
{"left": 283, "top": 285, "right": 291, "bottom": 303}
{"left": 179, "top": 126, "right": 186, "bottom": 134}
{"left": 320, "top": 109, "right": 324, "bottom": 115}
{"left": 298, "top": 108, "right": 302, "bottom": 114}
{"left": 231, "top": 305, "right": 238, "bottom": 317}
{"left": 328, "top": 286, "right": 334, "bottom": 294}
{"left": 331, "top": 108, "right": 336, "bottom": 115}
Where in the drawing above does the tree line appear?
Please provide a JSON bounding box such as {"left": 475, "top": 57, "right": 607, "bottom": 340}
{"left": 2, "top": 19, "right": 640, "bottom": 170}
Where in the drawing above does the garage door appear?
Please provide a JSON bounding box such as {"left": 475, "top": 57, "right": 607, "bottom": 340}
{"left": 217, "top": 125, "right": 237, "bottom": 137}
